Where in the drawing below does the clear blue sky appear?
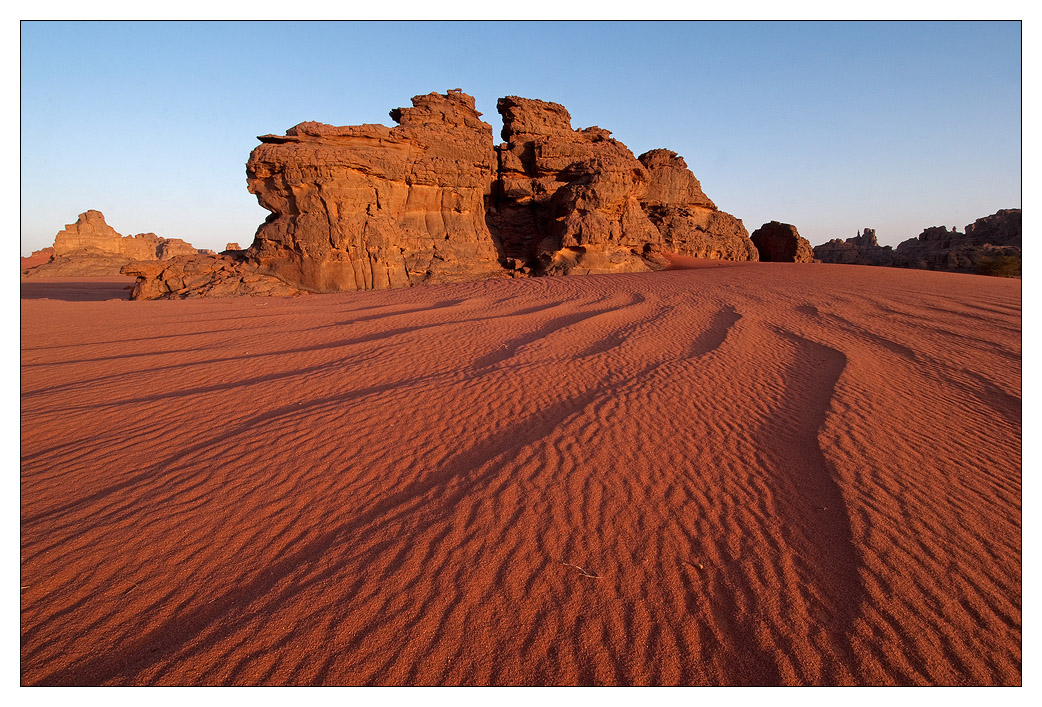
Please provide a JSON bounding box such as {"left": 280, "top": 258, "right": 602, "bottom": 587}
{"left": 19, "top": 20, "right": 1021, "bottom": 255}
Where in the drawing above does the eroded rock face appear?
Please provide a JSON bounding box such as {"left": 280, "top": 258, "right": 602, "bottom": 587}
{"left": 814, "top": 228, "right": 895, "bottom": 266}
{"left": 122, "top": 254, "right": 304, "bottom": 299}
{"left": 750, "top": 221, "right": 814, "bottom": 263}
{"left": 244, "top": 89, "right": 506, "bottom": 292}
{"left": 892, "top": 209, "right": 1021, "bottom": 274}
{"left": 638, "top": 149, "right": 758, "bottom": 262}
{"left": 490, "top": 96, "right": 663, "bottom": 275}
{"left": 240, "top": 89, "right": 760, "bottom": 291}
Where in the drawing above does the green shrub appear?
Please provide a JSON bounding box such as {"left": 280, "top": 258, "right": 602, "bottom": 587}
{"left": 976, "top": 255, "right": 1021, "bottom": 278}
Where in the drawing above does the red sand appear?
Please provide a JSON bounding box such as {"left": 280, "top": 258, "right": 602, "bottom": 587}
{"left": 20, "top": 264, "right": 1021, "bottom": 686}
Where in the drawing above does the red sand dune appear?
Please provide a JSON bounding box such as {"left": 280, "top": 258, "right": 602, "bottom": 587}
{"left": 20, "top": 263, "right": 1021, "bottom": 686}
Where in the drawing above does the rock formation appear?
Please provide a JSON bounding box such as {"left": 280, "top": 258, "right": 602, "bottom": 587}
{"left": 814, "top": 228, "right": 895, "bottom": 266}
{"left": 244, "top": 89, "right": 505, "bottom": 292}
{"left": 122, "top": 254, "right": 304, "bottom": 299}
{"left": 237, "top": 89, "right": 757, "bottom": 294}
{"left": 30, "top": 90, "right": 761, "bottom": 298}
{"left": 22, "top": 210, "right": 213, "bottom": 278}
{"left": 750, "top": 221, "right": 814, "bottom": 263}
{"left": 20, "top": 247, "right": 54, "bottom": 271}
{"left": 638, "top": 149, "right": 758, "bottom": 262}
{"left": 489, "top": 95, "right": 664, "bottom": 275}
{"left": 892, "top": 209, "right": 1021, "bottom": 275}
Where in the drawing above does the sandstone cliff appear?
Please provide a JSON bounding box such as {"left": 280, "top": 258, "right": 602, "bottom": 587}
{"left": 239, "top": 89, "right": 758, "bottom": 293}
{"left": 750, "top": 221, "right": 814, "bottom": 263}
{"left": 489, "top": 95, "right": 663, "bottom": 275}
{"left": 244, "top": 89, "right": 505, "bottom": 292}
{"left": 638, "top": 149, "right": 757, "bottom": 262}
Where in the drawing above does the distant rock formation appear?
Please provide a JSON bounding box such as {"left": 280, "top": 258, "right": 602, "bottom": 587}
{"left": 22, "top": 210, "right": 213, "bottom": 278}
{"left": 892, "top": 209, "right": 1021, "bottom": 275}
{"left": 812, "top": 210, "right": 1021, "bottom": 276}
{"left": 750, "top": 221, "right": 814, "bottom": 262}
{"left": 814, "top": 228, "right": 895, "bottom": 266}
{"left": 20, "top": 247, "right": 54, "bottom": 271}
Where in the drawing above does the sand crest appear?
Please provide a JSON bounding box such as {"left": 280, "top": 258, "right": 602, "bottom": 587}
{"left": 20, "top": 264, "right": 1021, "bottom": 685}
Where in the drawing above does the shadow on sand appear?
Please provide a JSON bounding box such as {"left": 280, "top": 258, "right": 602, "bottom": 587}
{"left": 20, "top": 279, "right": 133, "bottom": 302}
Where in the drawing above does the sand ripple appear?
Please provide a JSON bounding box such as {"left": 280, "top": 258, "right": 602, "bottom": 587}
{"left": 20, "top": 264, "right": 1021, "bottom": 685}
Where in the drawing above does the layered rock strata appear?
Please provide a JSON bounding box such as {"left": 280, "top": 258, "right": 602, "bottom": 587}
{"left": 122, "top": 254, "right": 304, "bottom": 299}
{"left": 490, "top": 96, "right": 664, "bottom": 275}
{"left": 637, "top": 149, "right": 758, "bottom": 262}
{"left": 750, "top": 221, "right": 814, "bottom": 263}
{"left": 240, "top": 89, "right": 757, "bottom": 292}
{"left": 244, "top": 89, "right": 505, "bottom": 292}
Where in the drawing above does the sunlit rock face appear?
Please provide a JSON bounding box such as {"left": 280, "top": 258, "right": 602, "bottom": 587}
{"left": 637, "top": 149, "right": 758, "bottom": 262}
{"left": 245, "top": 89, "right": 505, "bottom": 293}
{"left": 243, "top": 89, "right": 761, "bottom": 292}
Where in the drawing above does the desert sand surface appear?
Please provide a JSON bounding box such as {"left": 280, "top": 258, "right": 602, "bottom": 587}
{"left": 20, "top": 263, "right": 1020, "bottom": 686}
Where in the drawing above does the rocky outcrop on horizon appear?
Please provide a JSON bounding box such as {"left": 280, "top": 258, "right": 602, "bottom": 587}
{"left": 750, "top": 221, "right": 814, "bottom": 263}
{"left": 28, "top": 90, "right": 763, "bottom": 298}
{"left": 22, "top": 210, "right": 213, "bottom": 278}
{"left": 814, "top": 228, "right": 895, "bottom": 266}
{"left": 891, "top": 209, "right": 1021, "bottom": 275}
{"left": 812, "top": 209, "right": 1021, "bottom": 276}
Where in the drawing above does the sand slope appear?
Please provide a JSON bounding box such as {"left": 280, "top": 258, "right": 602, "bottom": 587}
{"left": 20, "top": 263, "right": 1021, "bottom": 685}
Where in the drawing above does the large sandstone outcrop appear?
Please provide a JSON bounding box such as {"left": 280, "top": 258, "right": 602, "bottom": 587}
{"left": 241, "top": 90, "right": 759, "bottom": 292}
{"left": 814, "top": 228, "right": 895, "bottom": 266}
{"left": 23, "top": 210, "right": 212, "bottom": 278}
{"left": 892, "top": 209, "right": 1021, "bottom": 275}
{"left": 750, "top": 221, "right": 814, "bottom": 263}
{"left": 244, "top": 89, "right": 505, "bottom": 292}
{"left": 489, "top": 96, "right": 663, "bottom": 275}
{"left": 637, "top": 149, "right": 758, "bottom": 262}
{"left": 37, "top": 90, "right": 760, "bottom": 298}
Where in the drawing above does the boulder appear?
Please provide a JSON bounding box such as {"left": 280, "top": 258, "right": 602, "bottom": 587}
{"left": 750, "top": 221, "right": 814, "bottom": 263}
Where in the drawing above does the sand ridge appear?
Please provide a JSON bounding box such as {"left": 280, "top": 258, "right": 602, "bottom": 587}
{"left": 20, "top": 263, "right": 1021, "bottom": 685}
